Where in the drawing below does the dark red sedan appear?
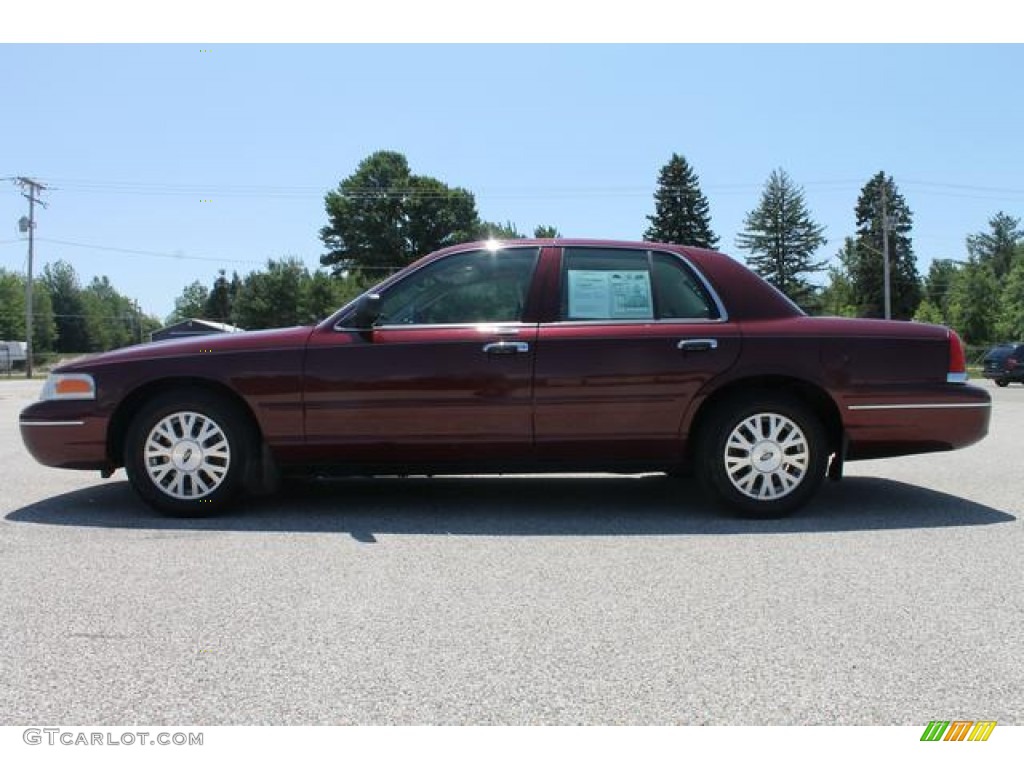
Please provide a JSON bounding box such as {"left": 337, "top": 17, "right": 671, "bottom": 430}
{"left": 20, "top": 239, "right": 991, "bottom": 518}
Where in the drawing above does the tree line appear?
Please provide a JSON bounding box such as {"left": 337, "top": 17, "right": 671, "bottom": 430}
{"left": 645, "top": 155, "right": 1023, "bottom": 345}
{"left": 0, "top": 261, "right": 161, "bottom": 355}
{"left": 11, "top": 149, "right": 1020, "bottom": 356}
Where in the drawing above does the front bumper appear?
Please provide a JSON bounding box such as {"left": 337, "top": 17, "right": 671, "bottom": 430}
{"left": 19, "top": 400, "right": 112, "bottom": 470}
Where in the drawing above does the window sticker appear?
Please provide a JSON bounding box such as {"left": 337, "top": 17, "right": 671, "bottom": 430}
{"left": 567, "top": 269, "right": 653, "bottom": 319}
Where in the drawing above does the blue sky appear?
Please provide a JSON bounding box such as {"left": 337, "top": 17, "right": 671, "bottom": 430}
{"left": 2, "top": 44, "right": 1022, "bottom": 319}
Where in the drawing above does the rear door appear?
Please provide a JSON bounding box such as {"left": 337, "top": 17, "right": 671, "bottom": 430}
{"left": 532, "top": 246, "right": 741, "bottom": 464}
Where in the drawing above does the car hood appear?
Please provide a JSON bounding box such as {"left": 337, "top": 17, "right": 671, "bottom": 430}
{"left": 56, "top": 326, "right": 316, "bottom": 371}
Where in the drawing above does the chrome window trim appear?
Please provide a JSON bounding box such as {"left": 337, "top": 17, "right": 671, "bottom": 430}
{"left": 334, "top": 322, "right": 535, "bottom": 333}
{"left": 546, "top": 317, "right": 728, "bottom": 327}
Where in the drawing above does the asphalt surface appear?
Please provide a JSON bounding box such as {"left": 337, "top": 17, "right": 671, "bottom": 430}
{"left": 1, "top": 376, "right": 1021, "bottom": 725}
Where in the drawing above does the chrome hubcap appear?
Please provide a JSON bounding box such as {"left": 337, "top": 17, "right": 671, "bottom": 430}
{"left": 724, "top": 413, "right": 809, "bottom": 500}
{"left": 144, "top": 411, "right": 230, "bottom": 499}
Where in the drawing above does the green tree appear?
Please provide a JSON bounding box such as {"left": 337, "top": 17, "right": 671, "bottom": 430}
{"left": 816, "top": 240, "right": 859, "bottom": 317}
{"left": 735, "top": 168, "right": 826, "bottom": 306}
{"left": 168, "top": 280, "right": 210, "bottom": 324}
{"left": 478, "top": 220, "right": 524, "bottom": 239}
{"left": 533, "top": 224, "right": 561, "bottom": 238}
{"left": 921, "top": 258, "right": 961, "bottom": 324}
{"left": 643, "top": 153, "right": 718, "bottom": 248}
{"left": 40, "top": 260, "right": 89, "bottom": 352}
{"left": 320, "top": 150, "right": 480, "bottom": 278}
{"left": 404, "top": 175, "right": 479, "bottom": 253}
{"left": 946, "top": 260, "right": 999, "bottom": 344}
{"left": 913, "top": 298, "right": 945, "bottom": 325}
{"left": 298, "top": 269, "right": 367, "bottom": 324}
{"left": 31, "top": 281, "right": 58, "bottom": 352}
{"left": 232, "top": 258, "right": 308, "bottom": 330}
{"left": 202, "top": 269, "right": 238, "bottom": 323}
{"left": 82, "top": 275, "right": 141, "bottom": 351}
{"left": 0, "top": 269, "right": 27, "bottom": 341}
{"left": 0, "top": 269, "right": 56, "bottom": 351}
{"left": 846, "top": 172, "right": 921, "bottom": 319}
{"left": 966, "top": 212, "right": 1022, "bottom": 280}
{"left": 995, "top": 252, "right": 1024, "bottom": 341}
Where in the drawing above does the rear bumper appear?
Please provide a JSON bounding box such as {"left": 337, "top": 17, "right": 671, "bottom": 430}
{"left": 842, "top": 383, "right": 991, "bottom": 460}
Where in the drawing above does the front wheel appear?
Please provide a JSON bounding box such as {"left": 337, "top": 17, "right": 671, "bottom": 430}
{"left": 124, "top": 389, "right": 253, "bottom": 517}
{"left": 696, "top": 395, "right": 828, "bottom": 518}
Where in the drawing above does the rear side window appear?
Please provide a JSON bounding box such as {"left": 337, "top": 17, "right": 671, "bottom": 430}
{"left": 560, "top": 248, "right": 719, "bottom": 321}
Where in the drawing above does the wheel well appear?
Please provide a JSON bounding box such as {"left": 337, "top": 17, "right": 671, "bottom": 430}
{"left": 106, "top": 377, "right": 264, "bottom": 466}
{"left": 685, "top": 376, "right": 843, "bottom": 463}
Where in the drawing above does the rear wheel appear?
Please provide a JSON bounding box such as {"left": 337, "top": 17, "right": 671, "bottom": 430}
{"left": 124, "top": 389, "right": 253, "bottom": 516}
{"left": 996, "top": 379, "right": 1009, "bottom": 387}
{"left": 696, "top": 394, "right": 828, "bottom": 518}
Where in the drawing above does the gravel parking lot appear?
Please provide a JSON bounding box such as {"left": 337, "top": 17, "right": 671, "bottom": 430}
{"left": 1, "top": 377, "right": 1021, "bottom": 725}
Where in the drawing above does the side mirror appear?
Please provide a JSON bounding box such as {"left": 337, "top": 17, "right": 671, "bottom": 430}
{"left": 352, "top": 293, "right": 382, "bottom": 329}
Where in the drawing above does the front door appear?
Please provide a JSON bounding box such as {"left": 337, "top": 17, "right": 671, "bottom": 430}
{"left": 302, "top": 247, "right": 542, "bottom": 467}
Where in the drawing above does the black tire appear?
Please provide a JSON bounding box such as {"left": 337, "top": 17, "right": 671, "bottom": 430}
{"left": 123, "top": 388, "right": 254, "bottom": 517}
{"left": 695, "top": 393, "right": 828, "bottom": 518}
{"left": 996, "top": 379, "right": 1009, "bottom": 387}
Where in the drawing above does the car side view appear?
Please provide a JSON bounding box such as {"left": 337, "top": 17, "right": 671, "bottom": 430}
{"left": 20, "top": 239, "right": 991, "bottom": 518}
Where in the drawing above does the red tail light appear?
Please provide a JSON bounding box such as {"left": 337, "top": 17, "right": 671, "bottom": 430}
{"left": 1008, "top": 357, "right": 1019, "bottom": 369}
{"left": 947, "top": 330, "right": 967, "bottom": 383}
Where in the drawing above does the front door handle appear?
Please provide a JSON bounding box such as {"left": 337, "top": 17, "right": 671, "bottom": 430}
{"left": 677, "top": 338, "right": 718, "bottom": 352}
{"left": 483, "top": 341, "right": 530, "bottom": 355}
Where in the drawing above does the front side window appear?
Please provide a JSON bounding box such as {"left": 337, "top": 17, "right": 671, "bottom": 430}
{"left": 561, "top": 248, "right": 719, "bottom": 321}
{"left": 376, "top": 248, "right": 539, "bottom": 326}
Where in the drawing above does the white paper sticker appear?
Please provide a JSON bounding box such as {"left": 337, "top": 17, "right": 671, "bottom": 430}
{"left": 567, "top": 269, "right": 653, "bottom": 319}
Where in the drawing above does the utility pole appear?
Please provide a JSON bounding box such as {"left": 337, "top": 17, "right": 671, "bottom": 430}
{"left": 15, "top": 177, "right": 47, "bottom": 378}
{"left": 881, "top": 182, "right": 891, "bottom": 321}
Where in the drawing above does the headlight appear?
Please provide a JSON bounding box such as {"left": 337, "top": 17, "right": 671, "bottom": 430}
{"left": 40, "top": 373, "right": 97, "bottom": 401}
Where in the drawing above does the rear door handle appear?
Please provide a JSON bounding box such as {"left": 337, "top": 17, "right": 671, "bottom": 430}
{"left": 483, "top": 341, "right": 530, "bottom": 355}
{"left": 677, "top": 338, "right": 718, "bottom": 352}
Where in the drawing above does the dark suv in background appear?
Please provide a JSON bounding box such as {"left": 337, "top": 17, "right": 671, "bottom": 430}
{"left": 982, "top": 342, "right": 1024, "bottom": 386}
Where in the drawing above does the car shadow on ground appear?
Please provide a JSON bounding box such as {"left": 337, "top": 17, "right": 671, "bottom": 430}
{"left": 5, "top": 474, "right": 1015, "bottom": 538}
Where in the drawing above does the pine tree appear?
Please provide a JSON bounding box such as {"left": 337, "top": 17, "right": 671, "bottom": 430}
{"left": 735, "top": 168, "right": 826, "bottom": 306}
{"left": 643, "top": 153, "right": 718, "bottom": 248}
{"left": 966, "top": 212, "right": 1022, "bottom": 280}
{"left": 847, "top": 172, "right": 921, "bottom": 319}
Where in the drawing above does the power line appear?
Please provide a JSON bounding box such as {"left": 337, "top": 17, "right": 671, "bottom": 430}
{"left": 8, "top": 174, "right": 1024, "bottom": 205}
{"left": 35, "top": 237, "right": 270, "bottom": 266}
{"left": 32, "top": 236, "right": 413, "bottom": 272}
